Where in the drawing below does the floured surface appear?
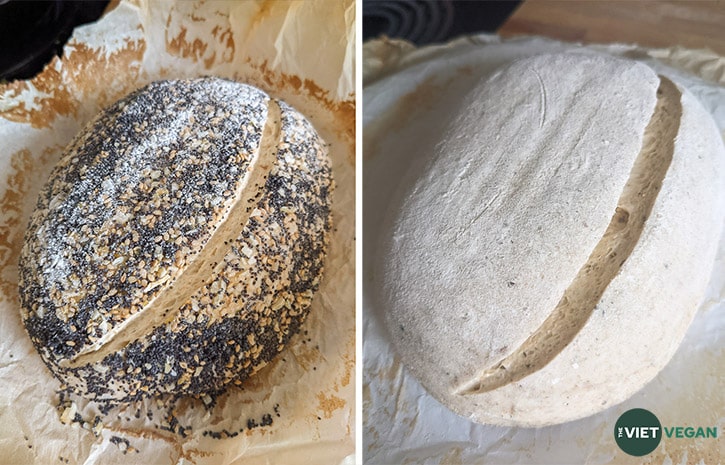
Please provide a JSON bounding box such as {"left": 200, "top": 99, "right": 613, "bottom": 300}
{"left": 380, "top": 53, "right": 659, "bottom": 411}
{"left": 0, "top": 1, "right": 354, "bottom": 464}
{"left": 457, "top": 77, "right": 683, "bottom": 397}
{"left": 364, "top": 36, "right": 725, "bottom": 464}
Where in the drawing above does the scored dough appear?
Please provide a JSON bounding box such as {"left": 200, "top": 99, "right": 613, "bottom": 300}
{"left": 19, "top": 78, "right": 333, "bottom": 401}
{"left": 378, "top": 53, "right": 725, "bottom": 426}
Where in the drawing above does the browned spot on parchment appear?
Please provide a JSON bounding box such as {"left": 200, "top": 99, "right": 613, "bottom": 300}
{"left": 0, "top": 37, "right": 145, "bottom": 129}
{"left": 316, "top": 392, "right": 346, "bottom": 419}
{"left": 167, "top": 17, "right": 236, "bottom": 70}
{"left": 210, "top": 24, "right": 235, "bottom": 64}
{"left": 203, "top": 51, "right": 217, "bottom": 69}
{"left": 0, "top": 146, "right": 63, "bottom": 302}
{"left": 0, "top": 59, "right": 77, "bottom": 128}
{"left": 189, "top": 11, "right": 206, "bottom": 23}
{"left": 62, "top": 40, "right": 146, "bottom": 110}
{"left": 337, "top": 331, "right": 355, "bottom": 389}
{"left": 166, "top": 25, "right": 209, "bottom": 63}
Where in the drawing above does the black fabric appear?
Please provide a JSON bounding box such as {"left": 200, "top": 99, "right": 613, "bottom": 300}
{"left": 0, "top": 0, "right": 109, "bottom": 81}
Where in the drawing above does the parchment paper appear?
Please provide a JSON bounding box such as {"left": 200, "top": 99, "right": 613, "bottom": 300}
{"left": 0, "top": 1, "right": 355, "bottom": 464}
{"left": 363, "top": 35, "right": 725, "bottom": 465}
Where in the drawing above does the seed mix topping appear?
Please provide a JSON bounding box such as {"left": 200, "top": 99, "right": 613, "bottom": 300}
{"left": 18, "top": 78, "right": 333, "bottom": 401}
{"left": 19, "top": 77, "right": 267, "bottom": 361}
{"left": 63, "top": 100, "right": 332, "bottom": 401}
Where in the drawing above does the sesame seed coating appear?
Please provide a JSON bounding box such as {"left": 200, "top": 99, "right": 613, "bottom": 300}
{"left": 18, "top": 78, "right": 332, "bottom": 401}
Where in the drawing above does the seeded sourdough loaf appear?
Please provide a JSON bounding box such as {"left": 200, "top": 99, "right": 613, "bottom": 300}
{"left": 378, "top": 53, "right": 725, "bottom": 426}
{"left": 19, "top": 77, "right": 332, "bottom": 402}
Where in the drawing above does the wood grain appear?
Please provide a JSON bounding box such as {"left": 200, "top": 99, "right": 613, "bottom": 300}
{"left": 499, "top": 1, "right": 725, "bottom": 55}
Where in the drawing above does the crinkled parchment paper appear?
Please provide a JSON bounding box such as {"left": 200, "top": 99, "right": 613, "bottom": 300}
{"left": 363, "top": 35, "right": 725, "bottom": 465}
{"left": 0, "top": 1, "right": 354, "bottom": 464}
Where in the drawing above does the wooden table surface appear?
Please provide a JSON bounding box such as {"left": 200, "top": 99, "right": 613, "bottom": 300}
{"left": 499, "top": 0, "right": 725, "bottom": 56}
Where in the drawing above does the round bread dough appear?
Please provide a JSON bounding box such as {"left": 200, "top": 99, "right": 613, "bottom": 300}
{"left": 377, "top": 53, "right": 725, "bottom": 426}
{"left": 19, "top": 77, "right": 333, "bottom": 402}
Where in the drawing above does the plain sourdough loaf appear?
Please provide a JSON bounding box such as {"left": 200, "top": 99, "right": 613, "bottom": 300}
{"left": 19, "top": 77, "right": 332, "bottom": 402}
{"left": 378, "top": 53, "right": 725, "bottom": 426}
